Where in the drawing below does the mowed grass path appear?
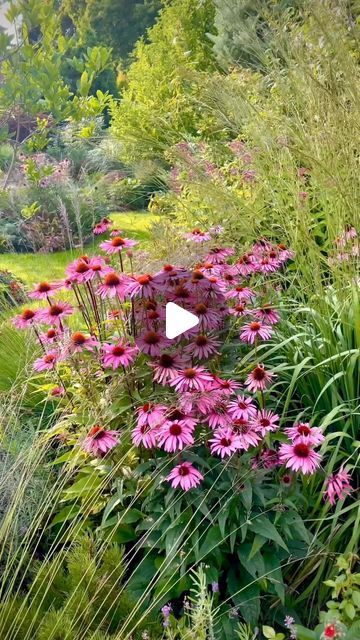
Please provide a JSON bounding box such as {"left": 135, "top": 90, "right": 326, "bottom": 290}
{"left": 0, "top": 211, "right": 156, "bottom": 285}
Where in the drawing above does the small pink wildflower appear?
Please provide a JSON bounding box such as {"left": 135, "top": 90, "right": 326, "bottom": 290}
{"left": 167, "top": 462, "right": 203, "bottom": 490}
{"left": 158, "top": 420, "right": 194, "bottom": 452}
{"left": 240, "top": 321, "right": 273, "bottom": 344}
{"left": 209, "top": 428, "right": 240, "bottom": 458}
{"left": 82, "top": 425, "right": 118, "bottom": 456}
{"left": 324, "top": 467, "right": 352, "bottom": 506}
{"left": 279, "top": 440, "right": 322, "bottom": 474}
{"left": 284, "top": 422, "right": 325, "bottom": 446}
{"left": 29, "top": 281, "right": 62, "bottom": 300}
{"left": 100, "top": 235, "right": 137, "bottom": 254}
{"left": 102, "top": 341, "right": 138, "bottom": 369}
{"left": 251, "top": 409, "right": 279, "bottom": 436}
{"left": 33, "top": 350, "right": 59, "bottom": 372}
{"left": 170, "top": 366, "right": 214, "bottom": 393}
{"left": 245, "top": 364, "right": 274, "bottom": 392}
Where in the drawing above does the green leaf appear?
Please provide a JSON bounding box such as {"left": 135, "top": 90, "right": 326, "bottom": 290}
{"left": 198, "top": 525, "right": 223, "bottom": 560}
{"left": 248, "top": 516, "right": 288, "bottom": 551}
{"left": 294, "top": 625, "right": 317, "bottom": 640}
{"left": 263, "top": 626, "right": 276, "bottom": 638}
{"left": 345, "top": 602, "right": 356, "bottom": 620}
{"left": 50, "top": 504, "right": 81, "bottom": 526}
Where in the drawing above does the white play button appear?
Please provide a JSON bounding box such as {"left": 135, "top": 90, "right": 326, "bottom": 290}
{"left": 165, "top": 302, "right": 199, "bottom": 339}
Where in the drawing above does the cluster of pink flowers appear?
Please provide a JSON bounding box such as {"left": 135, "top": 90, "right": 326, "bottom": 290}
{"left": 12, "top": 219, "right": 353, "bottom": 500}
{"left": 331, "top": 225, "right": 359, "bottom": 263}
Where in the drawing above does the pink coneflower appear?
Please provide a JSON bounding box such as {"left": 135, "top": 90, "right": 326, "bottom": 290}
{"left": 232, "top": 420, "right": 260, "bottom": 449}
{"left": 167, "top": 462, "right": 203, "bottom": 491}
{"left": 87, "top": 256, "right": 111, "bottom": 279}
{"left": 209, "top": 428, "right": 240, "bottom": 458}
{"left": 206, "top": 400, "right": 232, "bottom": 430}
{"left": 149, "top": 352, "right": 186, "bottom": 385}
{"left": 261, "top": 448, "right": 280, "bottom": 468}
{"left": 136, "top": 403, "right": 167, "bottom": 429}
{"left": 100, "top": 235, "right": 137, "bottom": 254}
{"left": 50, "top": 385, "right": 65, "bottom": 397}
{"left": 225, "top": 285, "right": 255, "bottom": 301}
{"left": 102, "top": 341, "right": 138, "bottom": 369}
{"left": 39, "top": 302, "right": 74, "bottom": 326}
{"left": 29, "top": 281, "right": 62, "bottom": 299}
{"left": 245, "top": 364, "right": 274, "bottom": 392}
{"left": 126, "top": 274, "right": 159, "bottom": 298}
{"left": 193, "top": 303, "right": 221, "bottom": 330}
{"left": 97, "top": 272, "right": 130, "bottom": 299}
{"left": 162, "top": 407, "right": 198, "bottom": 431}
{"left": 41, "top": 327, "right": 61, "bottom": 344}
{"left": 184, "top": 228, "right": 211, "bottom": 243}
{"left": 284, "top": 423, "right": 325, "bottom": 446}
{"left": 93, "top": 217, "right": 112, "bottom": 235}
{"left": 136, "top": 330, "right": 169, "bottom": 357}
{"left": 131, "top": 422, "right": 158, "bottom": 449}
{"left": 251, "top": 409, "right": 279, "bottom": 436}
{"left": 33, "top": 350, "right": 59, "bottom": 372}
{"left": 82, "top": 425, "right": 118, "bottom": 456}
{"left": 240, "top": 321, "right": 273, "bottom": 344}
{"left": 277, "top": 243, "right": 294, "bottom": 263}
{"left": 228, "top": 303, "right": 250, "bottom": 318}
{"left": 228, "top": 395, "right": 257, "bottom": 421}
{"left": 13, "top": 308, "right": 39, "bottom": 329}
{"left": 158, "top": 420, "right": 194, "bottom": 452}
{"left": 67, "top": 331, "right": 99, "bottom": 354}
{"left": 236, "top": 253, "right": 257, "bottom": 276}
{"left": 211, "top": 377, "right": 241, "bottom": 395}
{"left": 170, "top": 366, "right": 214, "bottom": 393}
{"left": 66, "top": 257, "right": 92, "bottom": 283}
{"left": 205, "top": 247, "right": 234, "bottom": 264}
{"left": 185, "top": 334, "right": 220, "bottom": 360}
{"left": 258, "top": 257, "right": 280, "bottom": 273}
{"left": 179, "top": 390, "right": 220, "bottom": 415}
{"left": 279, "top": 440, "right": 322, "bottom": 474}
{"left": 254, "top": 305, "right": 280, "bottom": 325}
{"left": 154, "top": 264, "right": 189, "bottom": 285}
{"left": 324, "top": 467, "right": 352, "bottom": 506}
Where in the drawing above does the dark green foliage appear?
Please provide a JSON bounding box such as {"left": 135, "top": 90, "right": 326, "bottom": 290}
{"left": 0, "top": 269, "right": 26, "bottom": 309}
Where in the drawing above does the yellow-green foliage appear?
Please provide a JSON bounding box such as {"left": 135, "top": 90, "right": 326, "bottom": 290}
{"left": 111, "top": 0, "right": 216, "bottom": 162}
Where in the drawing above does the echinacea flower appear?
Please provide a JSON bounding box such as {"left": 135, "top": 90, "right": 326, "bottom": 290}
{"left": 136, "top": 331, "right": 169, "bottom": 357}
{"left": 29, "top": 281, "right": 62, "bottom": 299}
{"left": 240, "top": 321, "right": 273, "bottom": 344}
{"left": 149, "top": 352, "right": 186, "bottom": 384}
{"left": 251, "top": 409, "right": 279, "bottom": 435}
{"left": 254, "top": 305, "right": 280, "bottom": 325}
{"left": 205, "top": 246, "right": 234, "bottom": 263}
{"left": 93, "top": 217, "right": 112, "bottom": 235}
{"left": 167, "top": 462, "right": 203, "bottom": 491}
{"left": 211, "top": 377, "right": 241, "bottom": 395}
{"left": 131, "top": 422, "right": 158, "bottom": 449}
{"left": 185, "top": 333, "right": 220, "bottom": 359}
{"left": 33, "top": 350, "right": 59, "bottom": 372}
{"left": 225, "top": 285, "right": 255, "bottom": 301}
{"left": 100, "top": 235, "right": 137, "bottom": 254}
{"left": 13, "top": 308, "right": 39, "bottom": 329}
{"left": 69, "top": 332, "right": 99, "bottom": 354}
{"left": 232, "top": 420, "right": 260, "bottom": 449}
{"left": 170, "top": 366, "right": 214, "bottom": 393}
{"left": 97, "top": 272, "right": 131, "bottom": 299}
{"left": 158, "top": 420, "right": 194, "bottom": 452}
{"left": 102, "top": 341, "right": 138, "bottom": 369}
{"left": 126, "top": 274, "right": 159, "bottom": 298}
{"left": 136, "top": 403, "right": 167, "bottom": 429}
{"left": 209, "top": 427, "right": 240, "bottom": 458}
{"left": 66, "top": 257, "right": 92, "bottom": 283}
{"left": 228, "top": 303, "right": 250, "bottom": 318}
{"left": 184, "top": 228, "right": 211, "bottom": 243}
{"left": 324, "top": 467, "right": 352, "bottom": 506}
{"left": 206, "top": 400, "right": 232, "bottom": 430}
{"left": 82, "top": 425, "right": 118, "bottom": 456}
{"left": 284, "top": 422, "right": 325, "bottom": 446}
{"left": 193, "top": 303, "right": 222, "bottom": 330}
{"left": 39, "top": 302, "right": 74, "bottom": 326}
{"left": 245, "top": 364, "right": 274, "bottom": 392}
{"left": 228, "top": 395, "right": 257, "bottom": 421}
{"left": 279, "top": 440, "right": 322, "bottom": 474}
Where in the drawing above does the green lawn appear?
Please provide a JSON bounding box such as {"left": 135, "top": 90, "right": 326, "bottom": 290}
{"left": 0, "top": 211, "right": 157, "bottom": 285}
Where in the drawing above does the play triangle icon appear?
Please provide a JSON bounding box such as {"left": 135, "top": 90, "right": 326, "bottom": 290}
{"left": 165, "top": 302, "right": 199, "bottom": 339}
